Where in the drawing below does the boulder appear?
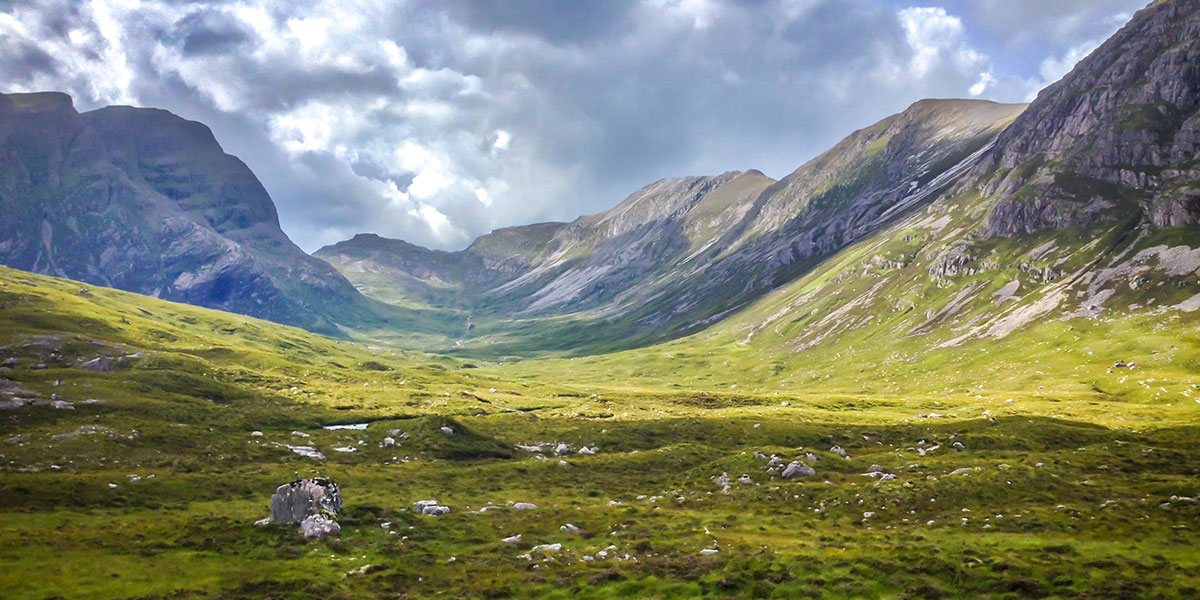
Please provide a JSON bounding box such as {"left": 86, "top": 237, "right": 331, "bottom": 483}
{"left": 782, "top": 462, "right": 816, "bottom": 479}
{"left": 270, "top": 478, "right": 343, "bottom": 524}
{"left": 300, "top": 513, "right": 341, "bottom": 539}
{"left": 512, "top": 502, "right": 538, "bottom": 510}
{"left": 830, "top": 446, "right": 848, "bottom": 458}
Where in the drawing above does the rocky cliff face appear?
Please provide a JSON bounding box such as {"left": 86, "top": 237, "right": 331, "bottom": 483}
{"left": 973, "top": 0, "right": 1200, "bottom": 236}
{"left": 0, "top": 92, "right": 379, "bottom": 334}
{"left": 319, "top": 100, "right": 1025, "bottom": 352}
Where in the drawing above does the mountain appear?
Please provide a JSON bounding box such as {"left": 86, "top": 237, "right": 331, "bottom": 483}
{"left": 0, "top": 92, "right": 385, "bottom": 335}
{"left": 319, "top": 99, "right": 1025, "bottom": 354}
{"left": 575, "top": 0, "right": 1200, "bottom": 381}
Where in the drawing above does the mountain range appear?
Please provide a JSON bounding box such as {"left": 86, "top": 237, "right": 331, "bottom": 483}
{"left": 2, "top": 0, "right": 1199, "bottom": 357}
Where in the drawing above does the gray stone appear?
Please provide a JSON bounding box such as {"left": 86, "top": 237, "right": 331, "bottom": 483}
{"left": 77, "top": 357, "right": 114, "bottom": 372}
{"left": 270, "top": 478, "right": 342, "bottom": 524}
{"left": 782, "top": 462, "right": 816, "bottom": 479}
{"left": 300, "top": 513, "right": 341, "bottom": 539}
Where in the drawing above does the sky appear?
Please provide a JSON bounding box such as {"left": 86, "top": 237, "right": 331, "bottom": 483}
{"left": 0, "top": 0, "right": 1149, "bottom": 252}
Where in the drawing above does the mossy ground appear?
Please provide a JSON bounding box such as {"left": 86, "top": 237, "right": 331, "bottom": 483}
{"left": 2, "top": 265, "right": 1199, "bottom": 599}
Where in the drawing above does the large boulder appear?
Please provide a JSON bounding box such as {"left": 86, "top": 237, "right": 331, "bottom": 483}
{"left": 270, "top": 478, "right": 342, "bottom": 524}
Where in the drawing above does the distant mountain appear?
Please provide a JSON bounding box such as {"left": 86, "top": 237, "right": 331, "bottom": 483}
{"left": 0, "top": 92, "right": 385, "bottom": 334}
{"left": 319, "top": 99, "right": 1025, "bottom": 354}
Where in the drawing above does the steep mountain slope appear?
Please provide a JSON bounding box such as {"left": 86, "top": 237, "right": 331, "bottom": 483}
{"left": 320, "top": 100, "right": 1025, "bottom": 355}
{"left": 970, "top": 0, "right": 1200, "bottom": 236}
{"left": 531, "top": 0, "right": 1200, "bottom": 393}
{"left": 0, "top": 92, "right": 387, "bottom": 335}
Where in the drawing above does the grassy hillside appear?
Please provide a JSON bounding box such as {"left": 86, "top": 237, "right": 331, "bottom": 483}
{"left": 3, "top": 264, "right": 1200, "bottom": 599}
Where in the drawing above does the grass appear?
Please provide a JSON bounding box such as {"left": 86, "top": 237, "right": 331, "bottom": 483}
{"left": 2, "top": 263, "right": 1200, "bottom": 598}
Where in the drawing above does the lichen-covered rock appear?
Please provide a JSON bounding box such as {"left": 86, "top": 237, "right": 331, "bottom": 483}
{"left": 270, "top": 478, "right": 342, "bottom": 524}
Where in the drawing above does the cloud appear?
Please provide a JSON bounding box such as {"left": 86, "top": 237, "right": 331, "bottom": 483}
{"left": 0, "top": 0, "right": 1150, "bottom": 252}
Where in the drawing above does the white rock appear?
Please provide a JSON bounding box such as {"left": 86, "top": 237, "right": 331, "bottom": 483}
{"left": 531, "top": 543, "right": 561, "bottom": 552}
{"left": 700, "top": 548, "right": 720, "bottom": 555}
{"left": 250, "top": 431, "right": 264, "bottom": 437}
{"left": 287, "top": 445, "right": 325, "bottom": 460}
{"left": 560, "top": 523, "right": 581, "bottom": 534}
{"left": 513, "top": 502, "right": 538, "bottom": 510}
{"left": 502, "top": 534, "right": 522, "bottom": 544}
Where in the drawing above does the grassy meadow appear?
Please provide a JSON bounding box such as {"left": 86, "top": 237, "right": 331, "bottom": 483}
{"left": 2, "top": 264, "right": 1199, "bottom": 599}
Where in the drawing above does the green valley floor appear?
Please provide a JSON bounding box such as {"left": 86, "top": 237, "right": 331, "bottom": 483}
{"left": 1, "top": 265, "right": 1198, "bottom": 599}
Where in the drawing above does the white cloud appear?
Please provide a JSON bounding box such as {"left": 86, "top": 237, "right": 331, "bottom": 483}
{"left": 897, "top": 7, "right": 988, "bottom": 79}
{"left": 969, "top": 71, "right": 994, "bottom": 96}
{"left": 0, "top": 0, "right": 1145, "bottom": 252}
{"left": 493, "top": 130, "right": 511, "bottom": 151}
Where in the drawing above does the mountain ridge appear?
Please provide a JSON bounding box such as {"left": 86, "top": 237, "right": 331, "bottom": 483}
{"left": 318, "top": 99, "right": 1026, "bottom": 354}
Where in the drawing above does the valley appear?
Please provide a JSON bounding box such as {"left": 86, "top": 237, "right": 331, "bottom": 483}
{"left": 2, "top": 0, "right": 1200, "bottom": 598}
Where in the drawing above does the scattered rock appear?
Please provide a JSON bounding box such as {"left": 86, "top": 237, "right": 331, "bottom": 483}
{"left": 413, "top": 500, "right": 451, "bottom": 516}
{"left": 578, "top": 446, "right": 597, "bottom": 455}
{"left": 77, "top": 357, "right": 115, "bottom": 372}
{"left": 250, "top": 431, "right": 264, "bottom": 437}
{"left": 287, "top": 445, "right": 325, "bottom": 460}
{"left": 867, "top": 464, "right": 885, "bottom": 473}
{"left": 560, "top": 523, "right": 581, "bottom": 534}
{"left": 300, "top": 513, "right": 341, "bottom": 539}
{"left": 344, "top": 564, "right": 385, "bottom": 578}
{"left": 502, "top": 534, "right": 522, "bottom": 544}
{"left": 699, "top": 548, "right": 719, "bottom": 555}
{"left": 952, "top": 442, "right": 966, "bottom": 451}
{"left": 382, "top": 436, "right": 396, "bottom": 447}
{"left": 513, "top": 502, "right": 538, "bottom": 510}
{"left": 440, "top": 426, "right": 454, "bottom": 435}
{"left": 531, "top": 543, "right": 561, "bottom": 553}
{"left": 782, "top": 462, "right": 816, "bottom": 479}
{"left": 830, "top": 446, "right": 848, "bottom": 458}
{"left": 1, "top": 358, "right": 17, "bottom": 368}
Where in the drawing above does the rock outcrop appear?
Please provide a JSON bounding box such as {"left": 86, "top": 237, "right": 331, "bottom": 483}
{"left": 972, "top": 0, "right": 1200, "bottom": 236}
{"left": 270, "top": 478, "right": 343, "bottom": 526}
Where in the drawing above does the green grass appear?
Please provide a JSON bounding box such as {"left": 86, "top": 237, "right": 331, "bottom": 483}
{"left": 2, "top": 263, "right": 1200, "bottom": 598}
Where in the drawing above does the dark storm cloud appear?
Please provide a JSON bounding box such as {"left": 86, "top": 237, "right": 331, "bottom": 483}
{"left": 0, "top": 38, "right": 57, "bottom": 80}
{"left": 441, "top": 0, "right": 638, "bottom": 44}
{"left": 0, "top": 0, "right": 1151, "bottom": 251}
{"left": 172, "top": 9, "right": 251, "bottom": 56}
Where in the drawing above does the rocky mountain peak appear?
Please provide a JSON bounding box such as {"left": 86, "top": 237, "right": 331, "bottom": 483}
{"left": 0, "top": 91, "right": 383, "bottom": 334}
{"left": 974, "top": 0, "right": 1200, "bottom": 235}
